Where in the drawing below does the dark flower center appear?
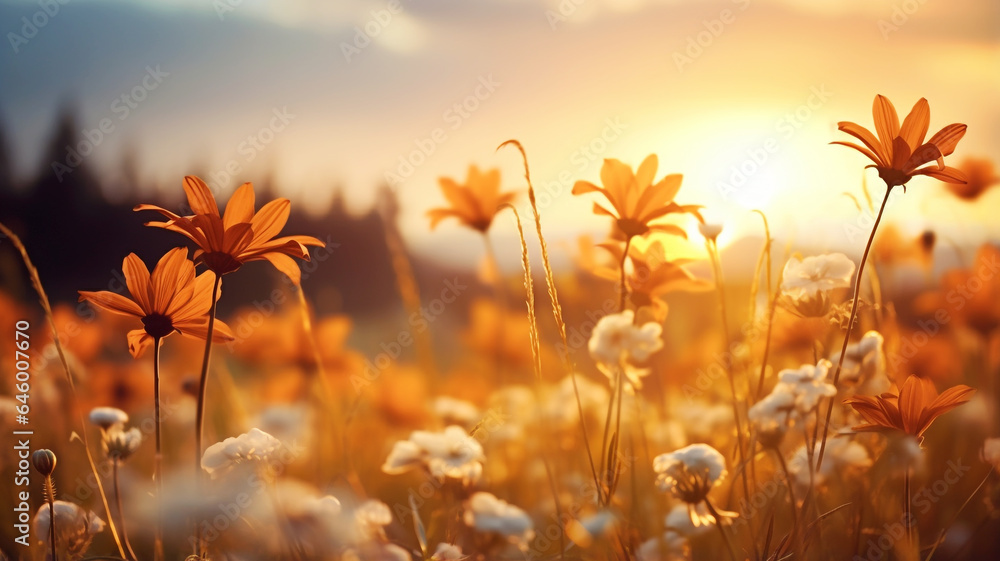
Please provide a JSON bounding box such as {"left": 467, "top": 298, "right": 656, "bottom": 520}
{"left": 616, "top": 218, "right": 649, "bottom": 238}
{"left": 201, "top": 252, "right": 243, "bottom": 275}
{"left": 877, "top": 167, "right": 911, "bottom": 188}
{"left": 141, "top": 313, "right": 174, "bottom": 339}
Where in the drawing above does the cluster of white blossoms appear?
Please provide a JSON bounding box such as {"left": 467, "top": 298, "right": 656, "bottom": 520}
{"left": 431, "top": 396, "right": 482, "bottom": 428}
{"left": 636, "top": 530, "right": 689, "bottom": 561}
{"left": 588, "top": 310, "right": 664, "bottom": 390}
{"left": 381, "top": 425, "right": 485, "bottom": 484}
{"left": 831, "top": 330, "right": 889, "bottom": 394}
{"left": 463, "top": 491, "right": 535, "bottom": 548}
{"left": 201, "top": 428, "right": 284, "bottom": 476}
{"left": 749, "top": 361, "right": 837, "bottom": 446}
{"left": 787, "top": 438, "right": 872, "bottom": 494}
{"left": 779, "top": 253, "right": 855, "bottom": 316}
{"left": 653, "top": 444, "right": 733, "bottom": 527}
{"left": 89, "top": 407, "right": 142, "bottom": 461}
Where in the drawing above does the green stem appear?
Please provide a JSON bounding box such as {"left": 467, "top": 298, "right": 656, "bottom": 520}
{"left": 194, "top": 274, "right": 222, "bottom": 556}
{"left": 816, "top": 185, "right": 893, "bottom": 471}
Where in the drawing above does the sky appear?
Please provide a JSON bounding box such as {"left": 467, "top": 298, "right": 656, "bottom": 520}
{"left": 1, "top": 0, "right": 998, "bottom": 270}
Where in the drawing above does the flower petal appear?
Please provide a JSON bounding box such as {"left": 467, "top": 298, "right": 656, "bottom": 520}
{"left": 122, "top": 253, "right": 153, "bottom": 314}
{"left": 898, "top": 98, "right": 930, "bottom": 152}
{"left": 78, "top": 290, "right": 144, "bottom": 318}
{"left": 250, "top": 198, "right": 291, "bottom": 243}
{"left": 925, "top": 123, "right": 967, "bottom": 157}
{"left": 831, "top": 141, "right": 882, "bottom": 166}
{"left": 872, "top": 95, "right": 900, "bottom": 155}
{"left": 261, "top": 251, "right": 303, "bottom": 285}
{"left": 150, "top": 247, "right": 193, "bottom": 313}
{"left": 837, "top": 122, "right": 888, "bottom": 165}
{"left": 634, "top": 154, "right": 658, "bottom": 190}
{"left": 912, "top": 166, "right": 968, "bottom": 184}
{"left": 127, "top": 329, "right": 154, "bottom": 358}
{"left": 222, "top": 182, "right": 256, "bottom": 230}
{"left": 183, "top": 176, "right": 221, "bottom": 217}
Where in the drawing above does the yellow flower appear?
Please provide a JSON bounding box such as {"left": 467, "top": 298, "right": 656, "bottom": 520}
{"left": 427, "top": 165, "right": 517, "bottom": 232}
{"left": 135, "top": 176, "right": 325, "bottom": 284}
{"left": 833, "top": 95, "right": 967, "bottom": 188}
{"left": 572, "top": 155, "right": 701, "bottom": 239}
{"left": 78, "top": 248, "right": 235, "bottom": 358}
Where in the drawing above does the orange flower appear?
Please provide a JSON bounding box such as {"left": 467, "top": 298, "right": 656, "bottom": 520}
{"left": 572, "top": 155, "right": 701, "bottom": 239}
{"left": 843, "top": 375, "right": 974, "bottom": 444}
{"left": 427, "top": 165, "right": 517, "bottom": 232}
{"left": 601, "top": 239, "right": 712, "bottom": 320}
{"left": 944, "top": 157, "right": 999, "bottom": 201}
{"left": 79, "top": 248, "right": 235, "bottom": 358}
{"left": 833, "top": 95, "right": 967, "bottom": 188}
{"left": 135, "top": 176, "right": 325, "bottom": 284}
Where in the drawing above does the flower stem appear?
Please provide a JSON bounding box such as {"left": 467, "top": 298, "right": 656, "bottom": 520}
{"left": 45, "top": 475, "right": 56, "bottom": 561}
{"left": 194, "top": 274, "right": 222, "bottom": 557}
{"left": 708, "top": 238, "right": 752, "bottom": 515}
{"left": 704, "top": 500, "right": 738, "bottom": 561}
{"left": 904, "top": 466, "right": 913, "bottom": 548}
{"left": 816, "top": 185, "right": 893, "bottom": 471}
{"left": 619, "top": 236, "right": 633, "bottom": 312}
{"left": 113, "top": 458, "right": 139, "bottom": 561}
{"left": 152, "top": 337, "right": 164, "bottom": 561}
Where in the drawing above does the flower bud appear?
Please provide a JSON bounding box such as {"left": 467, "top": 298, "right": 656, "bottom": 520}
{"left": 32, "top": 449, "right": 57, "bottom": 477}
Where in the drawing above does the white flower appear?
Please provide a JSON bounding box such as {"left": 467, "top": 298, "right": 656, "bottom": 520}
{"left": 344, "top": 543, "right": 411, "bottom": 561}
{"left": 33, "top": 501, "right": 105, "bottom": 561}
{"left": 653, "top": 444, "right": 727, "bottom": 508}
{"left": 354, "top": 499, "right": 392, "bottom": 541}
{"left": 105, "top": 427, "right": 142, "bottom": 461}
{"left": 748, "top": 387, "right": 795, "bottom": 446}
{"left": 589, "top": 310, "right": 663, "bottom": 368}
{"left": 299, "top": 495, "right": 342, "bottom": 520}
{"left": 698, "top": 222, "right": 723, "bottom": 240}
{"left": 88, "top": 407, "right": 129, "bottom": 431}
{"left": 637, "top": 531, "right": 690, "bottom": 561}
{"left": 665, "top": 504, "right": 712, "bottom": 537}
{"left": 541, "top": 375, "right": 609, "bottom": 430}
{"left": 831, "top": 331, "right": 888, "bottom": 393}
{"left": 565, "top": 510, "right": 617, "bottom": 547}
{"left": 780, "top": 253, "right": 855, "bottom": 298}
{"left": 775, "top": 360, "right": 837, "bottom": 414}
{"left": 382, "top": 425, "right": 485, "bottom": 484}
{"left": 981, "top": 438, "right": 1000, "bottom": 469}
{"left": 201, "top": 428, "right": 284, "bottom": 476}
{"left": 432, "top": 396, "right": 481, "bottom": 427}
{"left": 431, "top": 543, "right": 465, "bottom": 560}
{"left": 463, "top": 492, "right": 534, "bottom": 547}
{"left": 787, "top": 438, "right": 872, "bottom": 493}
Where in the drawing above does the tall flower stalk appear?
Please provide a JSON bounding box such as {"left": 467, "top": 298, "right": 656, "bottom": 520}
{"left": 817, "top": 94, "right": 968, "bottom": 470}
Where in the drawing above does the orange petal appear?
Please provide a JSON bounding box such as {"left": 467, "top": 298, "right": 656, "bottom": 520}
{"left": 831, "top": 141, "right": 882, "bottom": 166}
{"left": 171, "top": 271, "right": 220, "bottom": 323}
{"left": 635, "top": 154, "right": 659, "bottom": 189}
{"left": 78, "top": 290, "right": 144, "bottom": 318}
{"left": 122, "top": 253, "right": 153, "bottom": 314}
{"left": 262, "top": 251, "right": 303, "bottom": 285}
{"left": 898, "top": 98, "right": 930, "bottom": 152}
{"left": 127, "top": 329, "right": 155, "bottom": 358}
{"left": 926, "top": 123, "right": 967, "bottom": 157}
{"left": 176, "top": 319, "right": 236, "bottom": 343}
{"left": 837, "top": 122, "right": 888, "bottom": 164}
{"left": 149, "top": 247, "right": 193, "bottom": 313}
{"left": 182, "top": 176, "right": 221, "bottom": 217}
{"left": 250, "top": 198, "right": 291, "bottom": 243}
{"left": 222, "top": 182, "right": 256, "bottom": 230}
{"left": 872, "top": 95, "right": 901, "bottom": 154}
{"left": 912, "top": 166, "right": 968, "bottom": 184}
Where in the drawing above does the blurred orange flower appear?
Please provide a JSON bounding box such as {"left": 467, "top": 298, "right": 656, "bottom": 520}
{"left": 844, "top": 375, "right": 974, "bottom": 444}
{"left": 914, "top": 244, "right": 1000, "bottom": 337}
{"left": 135, "top": 176, "right": 325, "bottom": 284}
{"left": 572, "top": 155, "right": 702, "bottom": 239}
{"left": 944, "top": 157, "right": 999, "bottom": 201}
{"left": 833, "top": 95, "right": 967, "bottom": 188}
{"left": 427, "top": 165, "right": 517, "bottom": 232}
{"left": 601, "top": 239, "right": 712, "bottom": 320}
{"left": 78, "top": 248, "right": 235, "bottom": 358}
